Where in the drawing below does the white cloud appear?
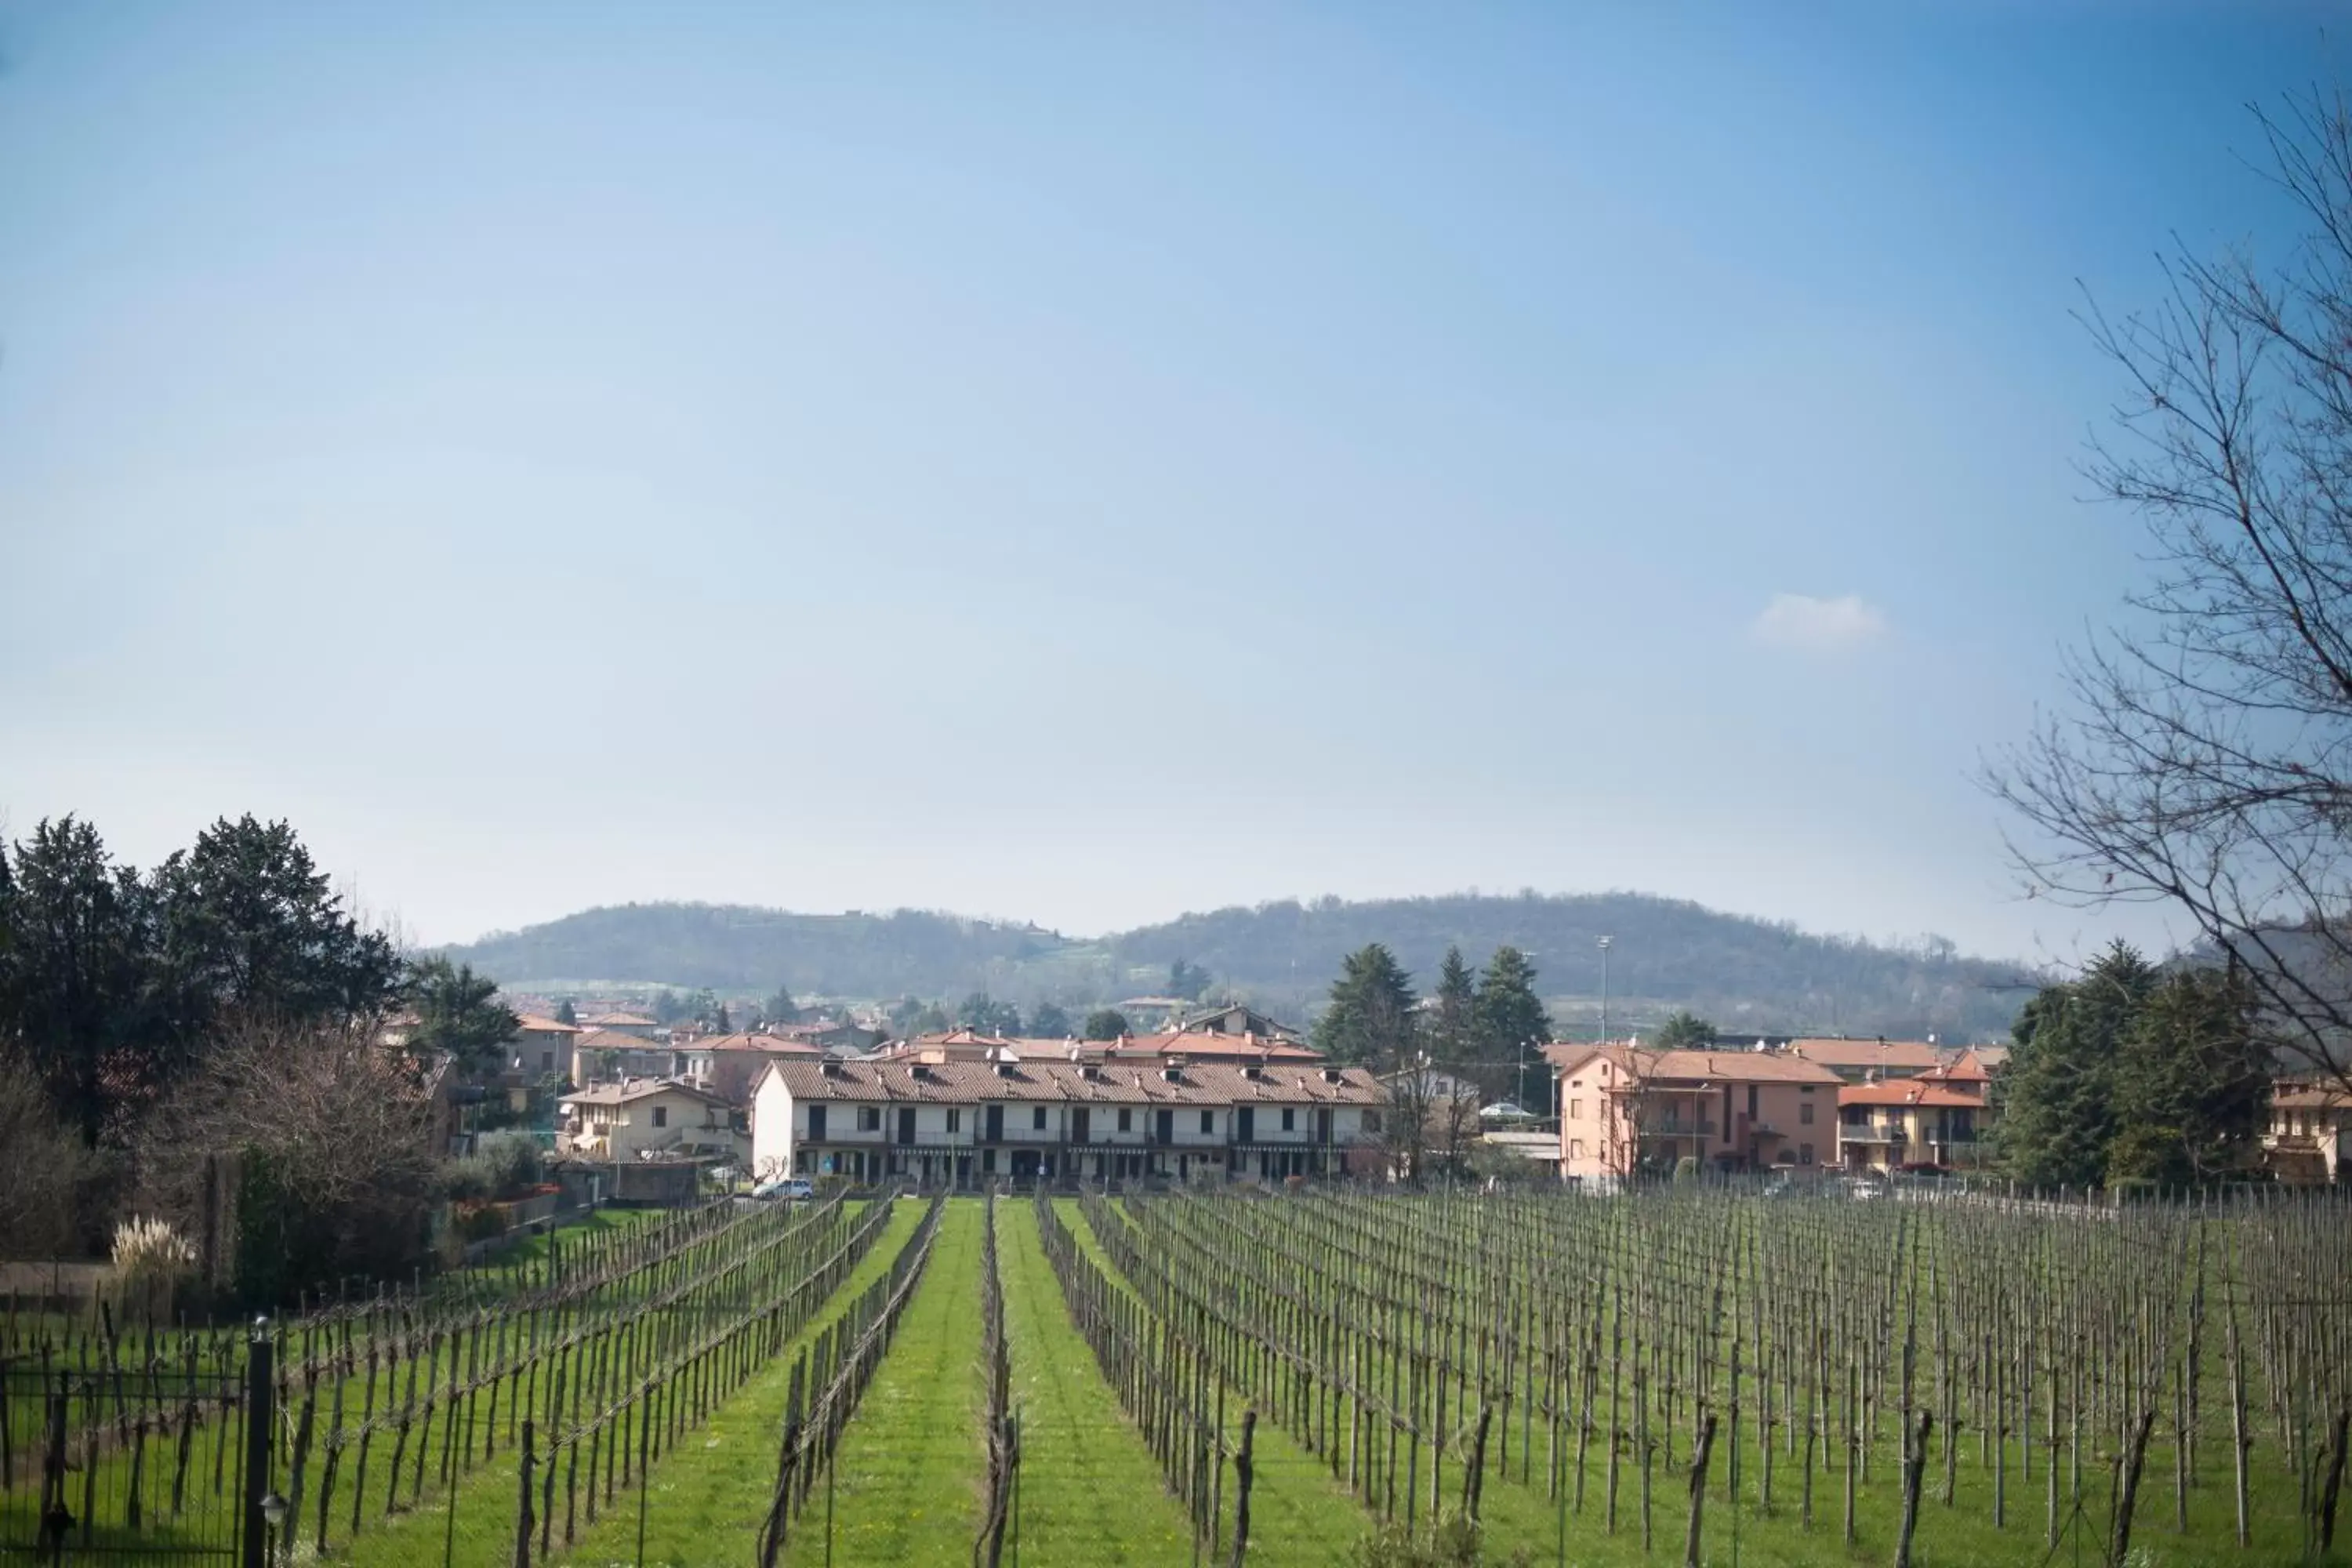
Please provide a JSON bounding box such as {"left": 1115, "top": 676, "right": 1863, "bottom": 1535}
{"left": 1751, "top": 592, "right": 1888, "bottom": 653}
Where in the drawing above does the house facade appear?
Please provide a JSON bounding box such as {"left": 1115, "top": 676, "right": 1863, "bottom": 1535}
{"left": 2265, "top": 1083, "right": 2352, "bottom": 1185}
{"left": 1549, "top": 1044, "right": 1843, "bottom": 1182}
{"left": 557, "top": 1080, "right": 743, "bottom": 1163}
{"left": 1835, "top": 1081, "right": 1987, "bottom": 1171}
{"left": 750, "top": 1053, "right": 1384, "bottom": 1187}
{"left": 510, "top": 1014, "right": 583, "bottom": 1085}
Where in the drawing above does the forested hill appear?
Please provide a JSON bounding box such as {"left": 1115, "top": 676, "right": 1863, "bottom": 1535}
{"left": 441, "top": 892, "right": 2038, "bottom": 1040}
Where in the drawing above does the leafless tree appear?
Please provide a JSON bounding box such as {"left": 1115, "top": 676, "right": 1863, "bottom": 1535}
{"left": 1993, "top": 86, "right": 2352, "bottom": 1094}
{"left": 0, "top": 1043, "right": 94, "bottom": 1256}
{"left": 137, "top": 1016, "right": 444, "bottom": 1298}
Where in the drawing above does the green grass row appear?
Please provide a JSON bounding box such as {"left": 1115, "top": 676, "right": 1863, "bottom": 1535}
{"left": 778, "top": 1200, "right": 988, "bottom": 1566}
{"left": 991, "top": 1198, "right": 1196, "bottom": 1566}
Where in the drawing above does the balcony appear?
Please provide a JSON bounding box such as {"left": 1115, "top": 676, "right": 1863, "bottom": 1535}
{"left": 1640, "top": 1120, "right": 1718, "bottom": 1139}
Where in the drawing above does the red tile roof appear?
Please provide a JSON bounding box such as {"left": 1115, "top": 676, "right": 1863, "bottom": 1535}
{"left": 1838, "top": 1082, "right": 1985, "bottom": 1109}
{"left": 1548, "top": 1044, "right": 1842, "bottom": 1086}
{"left": 1786, "top": 1039, "right": 1947, "bottom": 1070}
{"left": 699, "top": 1032, "right": 825, "bottom": 1057}
{"left": 755, "top": 1058, "right": 1381, "bottom": 1107}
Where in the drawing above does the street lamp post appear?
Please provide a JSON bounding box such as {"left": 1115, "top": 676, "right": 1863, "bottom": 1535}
{"left": 1598, "top": 935, "right": 1613, "bottom": 1043}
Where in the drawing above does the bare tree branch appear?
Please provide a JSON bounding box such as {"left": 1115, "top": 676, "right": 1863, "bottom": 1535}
{"left": 1992, "top": 86, "right": 2352, "bottom": 1095}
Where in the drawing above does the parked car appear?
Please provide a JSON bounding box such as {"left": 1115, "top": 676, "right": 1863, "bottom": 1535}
{"left": 752, "top": 1178, "right": 814, "bottom": 1201}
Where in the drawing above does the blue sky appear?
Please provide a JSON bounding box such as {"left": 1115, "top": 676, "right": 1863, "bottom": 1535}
{"left": 1, "top": 2, "right": 2339, "bottom": 965}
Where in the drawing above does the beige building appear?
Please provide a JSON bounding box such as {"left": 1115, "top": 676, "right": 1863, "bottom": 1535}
{"left": 558, "top": 1080, "right": 742, "bottom": 1163}
{"left": 2265, "top": 1083, "right": 2352, "bottom": 1185}
{"left": 1835, "top": 1080, "right": 1987, "bottom": 1171}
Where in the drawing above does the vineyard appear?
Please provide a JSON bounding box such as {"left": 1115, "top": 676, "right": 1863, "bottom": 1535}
{"left": 5, "top": 1187, "right": 2350, "bottom": 1566}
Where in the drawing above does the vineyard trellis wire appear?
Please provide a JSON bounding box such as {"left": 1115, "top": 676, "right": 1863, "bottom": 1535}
{"left": 509, "top": 1190, "right": 906, "bottom": 1566}
{"left": 1083, "top": 1182, "right": 2352, "bottom": 1566}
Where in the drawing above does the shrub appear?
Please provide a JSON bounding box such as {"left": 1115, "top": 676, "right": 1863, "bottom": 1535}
{"left": 475, "top": 1132, "right": 544, "bottom": 1196}
{"left": 110, "top": 1216, "right": 196, "bottom": 1325}
{"left": 1351, "top": 1514, "right": 1530, "bottom": 1567}
{"left": 441, "top": 1156, "right": 496, "bottom": 1203}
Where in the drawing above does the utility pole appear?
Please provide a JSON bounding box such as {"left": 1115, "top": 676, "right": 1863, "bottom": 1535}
{"left": 1598, "top": 935, "right": 1613, "bottom": 1043}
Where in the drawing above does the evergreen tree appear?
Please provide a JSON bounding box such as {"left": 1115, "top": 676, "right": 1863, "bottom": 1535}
{"left": 148, "top": 815, "right": 401, "bottom": 1032}
{"left": 957, "top": 992, "right": 1022, "bottom": 1035}
{"left": 1653, "top": 1011, "right": 1717, "bottom": 1050}
{"left": 1083, "top": 1007, "right": 1131, "bottom": 1040}
{"left": 1472, "top": 946, "right": 1551, "bottom": 1057}
{"left": 651, "top": 989, "right": 687, "bottom": 1025}
{"left": 1168, "top": 957, "right": 1211, "bottom": 1002}
{"left": 1312, "top": 945, "right": 1419, "bottom": 1066}
{"left": 1029, "top": 1000, "right": 1073, "bottom": 1037}
{"left": 1994, "top": 940, "right": 2158, "bottom": 1189}
{"left": 1429, "top": 946, "right": 1476, "bottom": 1067}
{"left": 0, "top": 818, "right": 154, "bottom": 1143}
{"left": 1472, "top": 946, "right": 1552, "bottom": 1109}
{"left": 401, "top": 956, "right": 517, "bottom": 1069}
{"left": 554, "top": 997, "right": 577, "bottom": 1028}
{"left": 714, "top": 1002, "right": 733, "bottom": 1033}
{"left": 764, "top": 984, "right": 800, "bottom": 1025}
{"left": 2107, "top": 966, "right": 2271, "bottom": 1185}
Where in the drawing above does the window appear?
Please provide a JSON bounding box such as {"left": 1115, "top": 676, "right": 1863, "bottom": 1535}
{"left": 1117, "top": 1108, "right": 1133, "bottom": 1133}
{"left": 1570, "top": 1079, "right": 1582, "bottom": 1088}
{"left": 858, "top": 1107, "right": 881, "bottom": 1132}
{"left": 1799, "top": 1143, "right": 1815, "bottom": 1166}
{"left": 1799, "top": 1102, "right": 1815, "bottom": 1126}
{"left": 1569, "top": 1099, "right": 1582, "bottom": 1120}
{"left": 652, "top": 1105, "right": 668, "bottom": 1127}
{"left": 1281, "top": 1108, "right": 1296, "bottom": 1132}
{"left": 541, "top": 1051, "right": 555, "bottom": 1070}
{"left": 1032, "top": 1105, "right": 1047, "bottom": 1131}
{"left": 1200, "top": 1110, "right": 1215, "bottom": 1134}
{"left": 1570, "top": 1139, "right": 1586, "bottom": 1160}
{"left": 1364, "top": 1111, "right": 1382, "bottom": 1134}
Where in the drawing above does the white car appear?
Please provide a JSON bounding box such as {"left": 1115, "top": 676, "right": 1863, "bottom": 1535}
{"left": 752, "top": 1178, "right": 815, "bottom": 1201}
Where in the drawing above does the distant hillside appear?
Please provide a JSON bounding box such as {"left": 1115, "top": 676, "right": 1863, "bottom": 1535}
{"left": 441, "top": 892, "right": 2039, "bottom": 1040}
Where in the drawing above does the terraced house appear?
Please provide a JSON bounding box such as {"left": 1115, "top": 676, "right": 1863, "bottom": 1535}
{"left": 749, "top": 1049, "right": 1385, "bottom": 1188}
